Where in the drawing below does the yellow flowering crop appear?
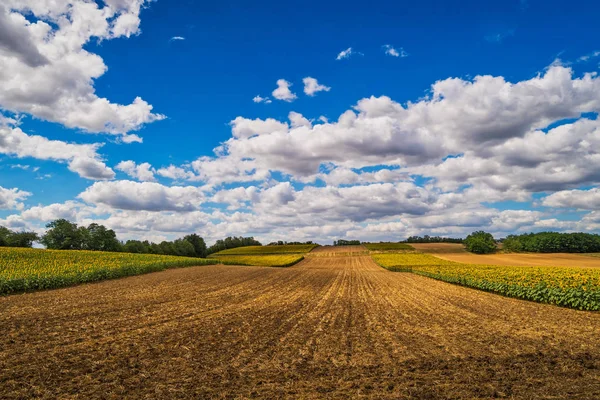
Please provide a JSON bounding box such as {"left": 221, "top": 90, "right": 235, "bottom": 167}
{"left": 372, "top": 252, "right": 600, "bottom": 311}
{"left": 0, "top": 247, "right": 218, "bottom": 295}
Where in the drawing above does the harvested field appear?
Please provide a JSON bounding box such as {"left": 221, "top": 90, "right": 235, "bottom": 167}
{"left": 1, "top": 246, "right": 600, "bottom": 399}
{"left": 409, "top": 242, "right": 466, "bottom": 253}
{"left": 435, "top": 252, "right": 600, "bottom": 268}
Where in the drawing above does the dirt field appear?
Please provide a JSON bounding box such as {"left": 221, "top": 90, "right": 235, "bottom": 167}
{"left": 435, "top": 252, "right": 600, "bottom": 268}
{"left": 1, "top": 246, "right": 600, "bottom": 399}
{"left": 408, "top": 243, "right": 466, "bottom": 253}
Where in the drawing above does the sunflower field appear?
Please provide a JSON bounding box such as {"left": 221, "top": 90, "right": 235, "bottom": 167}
{"left": 372, "top": 252, "right": 600, "bottom": 311}
{"left": 0, "top": 247, "right": 218, "bottom": 295}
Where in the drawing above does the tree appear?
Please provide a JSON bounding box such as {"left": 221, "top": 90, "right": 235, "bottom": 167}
{"left": 84, "top": 223, "right": 121, "bottom": 252}
{"left": 41, "top": 219, "right": 84, "bottom": 250}
{"left": 183, "top": 234, "right": 207, "bottom": 258}
{"left": 0, "top": 226, "right": 10, "bottom": 246}
{"left": 7, "top": 231, "right": 39, "bottom": 248}
{"left": 173, "top": 239, "right": 196, "bottom": 257}
{"left": 464, "top": 231, "right": 497, "bottom": 254}
{"left": 0, "top": 226, "right": 38, "bottom": 248}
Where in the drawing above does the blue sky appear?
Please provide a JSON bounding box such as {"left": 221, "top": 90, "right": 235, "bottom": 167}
{"left": 1, "top": 0, "right": 600, "bottom": 243}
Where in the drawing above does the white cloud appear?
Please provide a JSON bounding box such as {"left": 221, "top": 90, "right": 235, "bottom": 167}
{"left": 542, "top": 188, "right": 600, "bottom": 210}
{"left": 170, "top": 36, "right": 185, "bottom": 41}
{"left": 336, "top": 47, "right": 355, "bottom": 60}
{"left": 0, "top": 124, "right": 115, "bottom": 180}
{"left": 0, "top": 186, "right": 31, "bottom": 210}
{"left": 272, "top": 79, "right": 297, "bottom": 102}
{"left": 0, "top": 1, "right": 164, "bottom": 140}
{"left": 383, "top": 44, "right": 408, "bottom": 58}
{"left": 79, "top": 180, "right": 207, "bottom": 212}
{"left": 230, "top": 116, "right": 289, "bottom": 139}
{"left": 156, "top": 165, "right": 198, "bottom": 181}
{"left": 115, "top": 160, "right": 156, "bottom": 182}
{"left": 303, "top": 77, "right": 331, "bottom": 96}
{"left": 253, "top": 95, "right": 272, "bottom": 104}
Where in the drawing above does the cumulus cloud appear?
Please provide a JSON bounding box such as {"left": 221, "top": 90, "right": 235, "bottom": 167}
{"left": 115, "top": 160, "right": 156, "bottom": 182}
{"left": 303, "top": 77, "right": 331, "bottom": 96}
{"left": 542, "top": 188, "right": 600, "bottom": 210}
{"left": 170, "top": 36, "right": 185, "bottom": 41}
{"left": 0, "top": 1, "right": 164, "bottom": 140}
{"left": 0, "top": 124, "right": 115, "bottom": 180}
{"left": 187, "top": 66, "right": 600, "bottom": 185}
{"left": 272, "top": 79, "right": 297, "bottom": 102}
{"left": 0, "top": 186, "right": 31, "bottom": 210}
{"left": 79, "top": 180, "right": 207, "bottom": 212}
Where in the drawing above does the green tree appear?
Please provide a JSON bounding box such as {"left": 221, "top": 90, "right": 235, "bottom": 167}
{"left": 173, "top": 239, "right": 196, "bottom": 257}
{"left": 183, "top": 234, "right": 207, "bottom": 258}
{"left": 41, "top": 219, "right": 84, "bottom": 250}
{"left": 464, "top": 231, "right": 497, "bottom": 254}
{"left": 84, "top": 223, "right": 121, "bottom": 252}
{"left": 7, "top": 231, "right": 39, "bottom": 248}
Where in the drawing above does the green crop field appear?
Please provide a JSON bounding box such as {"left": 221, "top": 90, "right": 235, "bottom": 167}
{"left": 0, "top": 247, "right": 217, "bottom": 295}
{"left": 214, "top": 254, "right": 305, "bottom": 267}
{"left": 212, "top": 244, "right": 318, "bottom": 256}
{"left": 363, "top": 242, "right": 414, "bottom": 251}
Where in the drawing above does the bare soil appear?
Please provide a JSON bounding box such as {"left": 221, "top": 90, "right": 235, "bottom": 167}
{"left": 1, "top": 246, "right": 599, "bottom": 399}
{"left": 435, "top": 252, "right": 600, "bottom": 268}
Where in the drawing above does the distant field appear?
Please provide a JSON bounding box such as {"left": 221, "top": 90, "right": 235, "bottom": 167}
{"left": 212, "top": 244, "right": 318, "bottom": 256}
{"left": 409, "top": 243, "right": 466, "bottom": 253}
{"left": 363, "top": 242, "right": 413, "bottom": 251}
{"left": 372, "top": 252, "right": 600, "bottom": 310}
{"left": 0, "top": 247, "right": 217, "bottom": 295}
{"left": 213, "top": 254, "right": 305, "bottom": 267}
{"left": 436, "top": 252, "right": 600, "bottom": 269}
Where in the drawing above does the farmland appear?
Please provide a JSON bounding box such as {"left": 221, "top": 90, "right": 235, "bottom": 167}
{"left": 373, "top": 252, "right": 600, "bottom": 310}
{"left": 1, "top": 245, "right": 599, "bottom": 399}
{"left": 211, "top": 244, "right": 315, "bottom": 267}
{"left": 437, "top": 251, "right": 600, "bottom": 268}
{"left": 363, "top": 242, "right": 414, "bottom": 251}
{"left": 0, "top": 247, "right": 218, "bottom": 295}
{"left": 214, "top": 254, "right": 305, "bottom": 267}
{"left": 212, "top": 244, "right": 317, "bottom": 255}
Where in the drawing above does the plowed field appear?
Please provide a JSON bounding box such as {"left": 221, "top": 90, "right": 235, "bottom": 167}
{"left": 1, "top": 246, "right": 599, "bottom": 399}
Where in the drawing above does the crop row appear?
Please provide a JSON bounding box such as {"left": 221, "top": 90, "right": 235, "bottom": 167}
{"left": 372, "top": 253, "right": 600, "bottom": 311}
{"left": 0, "top": 247, "right": 218, "bottom": 295}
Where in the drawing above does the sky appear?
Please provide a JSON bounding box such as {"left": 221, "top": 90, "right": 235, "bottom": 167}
{"left": 1, "top": 0, "right": 600, "bottom": 244}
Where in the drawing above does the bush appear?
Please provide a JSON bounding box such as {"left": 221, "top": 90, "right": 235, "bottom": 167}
{"left": 464, "top": 231, "right": 497, "bottom": 254}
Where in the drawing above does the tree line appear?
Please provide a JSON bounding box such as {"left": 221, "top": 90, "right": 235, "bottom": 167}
{"left": 405, "top": 235, "right": 463, "bottom": 243}
{"left": 502, "top": 232, "right": 600, "bottom": 253}
{"left": 333, "top": 239, "right": 361, "bottom": 246}
{"left": 0, "top": 219, "right": 262, "bottom": 258}
{"left": 0, "top": 226, "right": 39, "bottom": 248}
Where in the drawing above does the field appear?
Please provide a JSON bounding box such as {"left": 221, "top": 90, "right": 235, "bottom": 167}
{"left": 436, "top": 252, "right": 600, "bottom": 268}
{"left": 211, "top": 244, "right": 314, "bottom": 267}
{"left": 363, "top": 242, "right": 414, "bottom": 251}
{"left": 1, "top": 245, "right": 599, "bottom": 399}
{"left": 212, "top": 244, "right": 318, "bottom": 255}
{"left": 213, "top": 254, "right": 305, "bottom": 267}
{"left": 373, "top": 252, "right": 600, "bottom": 310}
{"left": 408, "top": 242, "right": 467, "bottom": 253}
{"left": 0, "top": 247, "right": 217, "bottom": 295}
